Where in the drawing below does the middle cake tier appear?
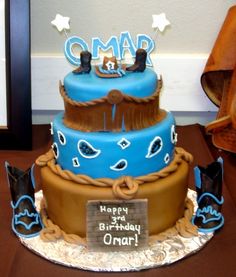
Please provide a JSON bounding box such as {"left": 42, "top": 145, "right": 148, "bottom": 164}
{"left": 51, "top": 111, "right": 177, "bottom": 179}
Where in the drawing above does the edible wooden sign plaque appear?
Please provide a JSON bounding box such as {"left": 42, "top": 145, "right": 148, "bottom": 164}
{"left": 87, "top": 199, "right": 148, "bottom": 251}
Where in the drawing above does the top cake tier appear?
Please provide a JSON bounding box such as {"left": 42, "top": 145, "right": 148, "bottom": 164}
{"left": 60, "top": 64, "right": 163, "bottom": 132}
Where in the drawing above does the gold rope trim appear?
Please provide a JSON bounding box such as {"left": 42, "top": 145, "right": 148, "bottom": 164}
{"left": 39, "top": 197, "right": 198, "bottom": 246}
{"left": 36, "top": 147, "right": 193, "bottom": 200}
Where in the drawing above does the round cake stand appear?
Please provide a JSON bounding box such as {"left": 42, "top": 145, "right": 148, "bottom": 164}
{"left": 19, "top": 189, "right": 213, "bottom": 272}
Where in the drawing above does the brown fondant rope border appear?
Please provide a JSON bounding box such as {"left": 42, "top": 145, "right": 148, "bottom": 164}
{"left": 39, "top": 196, "right": 198, "bottom": 246}
{"left": 40, "top": 198, "right": 87, "bottom": 246}
{"left": 36, "top": 147, "right": 193, "bottom": 200}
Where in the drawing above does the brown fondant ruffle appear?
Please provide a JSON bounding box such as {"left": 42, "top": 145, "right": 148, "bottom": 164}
{"left": 60, "top": 78, "right": 164, "bottom": 132}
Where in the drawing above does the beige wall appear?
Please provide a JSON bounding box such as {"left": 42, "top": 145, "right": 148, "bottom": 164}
{"left": 31, "top": 0, "right": 235, "bottom": 55}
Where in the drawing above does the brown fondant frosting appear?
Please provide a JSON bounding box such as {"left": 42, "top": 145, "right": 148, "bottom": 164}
{"left": 39, "top": 196, "right": 197, "bottom": 245}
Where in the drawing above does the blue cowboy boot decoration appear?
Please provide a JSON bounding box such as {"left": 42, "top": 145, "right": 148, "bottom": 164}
{"left": 192, "top": 157, "right": 224, "bottom": 233}
{"left": 5, "top": 162, "right": 43, "bottom": 238}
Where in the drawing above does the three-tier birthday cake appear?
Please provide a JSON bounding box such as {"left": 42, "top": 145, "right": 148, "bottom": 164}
{"left": 37, "top": 44, "right": 195, "bottom": 243}
{"left": 5, "top": 13, "right": 225, "bottom": 271}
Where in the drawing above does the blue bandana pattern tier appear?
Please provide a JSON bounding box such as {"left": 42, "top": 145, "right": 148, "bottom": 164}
{"left": 52, "top": 111, "right": 176, "bottom": 179}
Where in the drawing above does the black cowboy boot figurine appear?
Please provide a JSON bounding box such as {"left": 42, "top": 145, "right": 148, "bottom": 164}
{"left": 73, "top": 50, "right": 92, "bottom": 74}
{"left": 192, "top": 157, "right": 224, "bottom": 233}
{"left": 126, "top": 48, "right": 147, "bottom": 72}
{"left": 5, "top": 162, "right": 43, "bottom": 238}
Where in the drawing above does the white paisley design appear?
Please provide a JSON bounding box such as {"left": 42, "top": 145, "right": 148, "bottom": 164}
{"left": 78, "top": 140, "right": 101, "bottom": 159}
{"left": 110, "top": 159, "right": 128, "bottom": 171}
{"left": 57, "top": 131, "right": 66, "bottom": 145}
{"left": 146, "top": 136, "right": 163, "bottom": 158}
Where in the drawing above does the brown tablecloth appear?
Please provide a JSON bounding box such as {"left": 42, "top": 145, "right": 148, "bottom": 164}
{"left": 1, "top": 124, "right": 236, "bottom": 277}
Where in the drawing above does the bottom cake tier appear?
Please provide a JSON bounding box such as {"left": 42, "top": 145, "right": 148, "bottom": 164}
{"left": 40, "top": 155, "right": 190, "bottom": 238}
{"left": 19, "top": 188, "right": 212, "bottom": 272}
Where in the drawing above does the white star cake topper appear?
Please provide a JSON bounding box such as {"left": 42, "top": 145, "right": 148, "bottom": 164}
{"left": 152, "top": 13, "right": 170, "bottom": 32}
{"left": 51, "top": 14, "right": 70, "bottom": 32}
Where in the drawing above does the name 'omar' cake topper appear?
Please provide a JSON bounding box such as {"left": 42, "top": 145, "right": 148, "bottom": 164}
{"left": 51, "top": 13, "right": 171, "bottom": 67}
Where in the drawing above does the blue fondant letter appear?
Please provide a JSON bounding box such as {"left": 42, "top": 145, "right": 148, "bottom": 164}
{"left": 137, "top": 34, "right": 155, "bottom": 66}
{"left": 92, "top": 36, "right": 120, "bottom": 60}
{"left": 64, "top": 36, "right": 89, "bottom": 66}
{"left": 119, "top": 31, "right": 136, "bottom": 60}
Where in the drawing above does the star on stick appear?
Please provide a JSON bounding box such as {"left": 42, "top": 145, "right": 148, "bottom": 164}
{"left": 51, "top": 14, "right": 80, "bottom": 65}
{"left": 152, "top": 13, "right": 170, "bottom": 32}
{"left": 51, "top": 14, "right": 70, "bottom": 33}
